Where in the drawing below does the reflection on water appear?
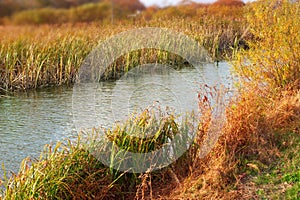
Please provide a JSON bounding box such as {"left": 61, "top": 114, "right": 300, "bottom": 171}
{"left": 0, "top": 62, "right": 233, "bottom": 178}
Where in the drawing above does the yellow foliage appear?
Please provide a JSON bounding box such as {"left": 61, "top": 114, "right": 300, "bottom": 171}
{"left": 233, "top": 0, "right": 300, "bottom": 91}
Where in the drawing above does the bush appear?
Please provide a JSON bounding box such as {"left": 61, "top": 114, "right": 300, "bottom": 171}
{"left": 213, "top": 0, "right": 245, "bottom": 6}
{"left": 7, "top": 1, "right": 143, "bottom": 25}
{"left": 233, "top": 0, "right": 300, "bottom": 91}
{"left": 10, "top": 8, "right": 68, "bottom": 25}
{"left": 69, "top": 2, "right": 112, "bottom": 23}
{"left": 9, "top": 2, "right": 116, "bottom": 25}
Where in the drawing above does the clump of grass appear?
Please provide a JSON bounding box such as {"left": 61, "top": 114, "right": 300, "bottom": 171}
{"left": 2, "top": 139, "right": 121, "bottom": 199}
{"left": 86, "top": 107, "right": 196, "bottom": 173}
{"left": 106, "top": 109, "right": 181, "bottom": 153}
{"left": 2, "top": 107, "right": 198, "bottom": 199}
{"left": 100, "top": 49, "right": 192, "bottom": 81}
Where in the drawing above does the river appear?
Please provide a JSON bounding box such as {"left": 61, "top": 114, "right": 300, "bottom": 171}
{"left": 0, "top": 62, "right": 233, "bottom": 178}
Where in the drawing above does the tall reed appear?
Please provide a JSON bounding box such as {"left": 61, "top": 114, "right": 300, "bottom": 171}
{"left": 0, "top": 4, "right": 249, "bottom": 92}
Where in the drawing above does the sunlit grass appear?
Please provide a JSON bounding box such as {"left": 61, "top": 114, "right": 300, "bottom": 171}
{"left": 0, "top": 4, "right": 249, "bottom": 92}
{"left": 0, "top": 0, "right": 299, "bottom": 199}
{"left": 1, "top": 108, "right": 198, "bottom": 199}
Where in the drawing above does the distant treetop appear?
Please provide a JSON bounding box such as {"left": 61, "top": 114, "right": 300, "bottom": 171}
{"left": 213, "top": 0, "right": 245, "bottom": 6}
{"left": 0, "top": 0, "right": 146, "bottom": 17}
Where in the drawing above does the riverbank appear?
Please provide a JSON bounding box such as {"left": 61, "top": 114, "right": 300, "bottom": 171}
{"left": 1, "top": 0, "right": 299, "bottom": 199}
{"left": 0, "top": 63, "right": 227, "bottom": 180}
{"left": 0, "top": 3, "right": 249, "bottom": 93}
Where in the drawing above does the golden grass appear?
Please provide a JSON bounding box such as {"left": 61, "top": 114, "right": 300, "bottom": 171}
{"left": 1, "top": 1, "right": 299, "bottom": 199}
{"left": 1, "top": 108, "right": 198, "bottom": 199}
{"left": 164, "top": 1, "right": 300, "bottom": 199}
{"left": 0, "top": 4, "right": 249, "bottom": 92}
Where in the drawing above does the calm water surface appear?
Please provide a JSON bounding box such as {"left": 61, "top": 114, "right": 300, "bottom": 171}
{"left": 0, "top": 62, "right": 233, "bottom": 178}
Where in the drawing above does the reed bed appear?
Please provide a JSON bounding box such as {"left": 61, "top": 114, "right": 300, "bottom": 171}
{"left": 0, "top": 4, "right": 249, "bottom": 92}
{"left": 2, "top": 1, "right": 299, "bottom": 199}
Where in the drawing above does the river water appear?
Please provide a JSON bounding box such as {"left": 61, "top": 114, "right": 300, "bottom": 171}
{"left": 0, "top": 62, "right": 233, "bottom": 178}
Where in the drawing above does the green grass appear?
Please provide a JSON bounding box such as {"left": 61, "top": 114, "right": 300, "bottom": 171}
{"left": 250, "top": 132, "right": 300, "bottom": 199}
{"left": 0, "top": 108, "right": 197, "bottom": 199}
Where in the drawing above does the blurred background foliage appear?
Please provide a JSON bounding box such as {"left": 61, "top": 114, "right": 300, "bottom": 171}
{"left": 0, "top": 0, "right": 245, "bottom": 25}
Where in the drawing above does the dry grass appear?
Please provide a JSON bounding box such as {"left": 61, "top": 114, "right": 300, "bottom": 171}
{"left": 1, "top": 1, "right": 299, "bottom": 199}
{"left": 0, "top": 4, "right": 249, "bottom": 93}
{"left": 160, "top": 1, "right": 300, "bottom": 198}
{"left": 163, "top": 86, "right": 299, "bottom": 200}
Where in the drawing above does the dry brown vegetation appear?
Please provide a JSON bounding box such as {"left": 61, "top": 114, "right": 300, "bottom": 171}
{"left": 0, "top": 0, "right": 299, "bottom": 199}
{"left": 213, "top": 0, "right": 245, "bottom": 6}
{"left": 0, "top": 3, "right": 249, "bottom": 92}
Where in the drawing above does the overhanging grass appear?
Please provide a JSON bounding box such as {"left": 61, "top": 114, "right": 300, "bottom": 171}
{"left": 1, "top": 108, "right": 198, "bottom": 199}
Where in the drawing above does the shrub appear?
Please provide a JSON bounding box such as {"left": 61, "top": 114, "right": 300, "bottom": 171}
{"left": 69, "top": 2, "right": 112, "bottom": 23}
{"left": 233, "top": 0, "right": 300, "bottom": 91}
{"left": 213, "top": 0, "right": 245, "bottom": 7}
{"left": 10, "top": 8, "right": 68, "bottom": 25}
